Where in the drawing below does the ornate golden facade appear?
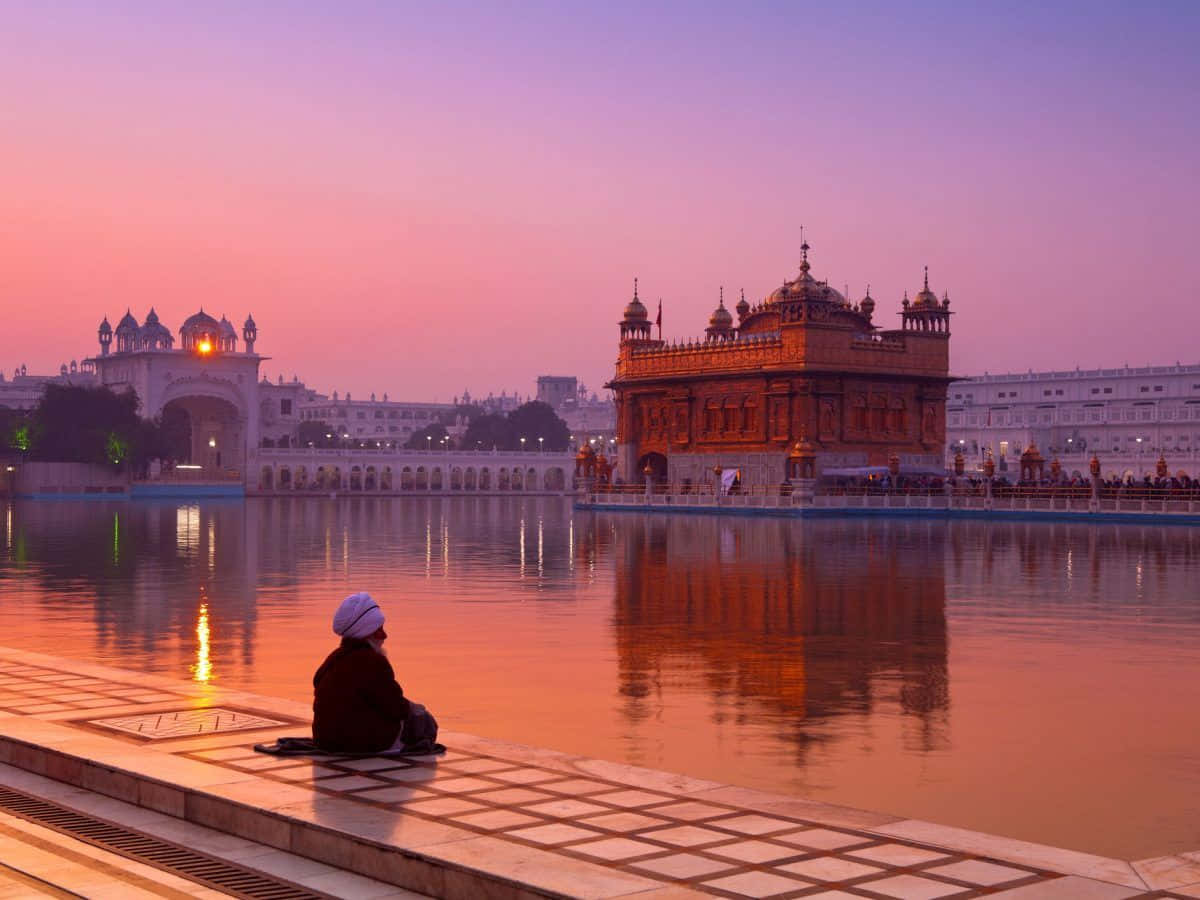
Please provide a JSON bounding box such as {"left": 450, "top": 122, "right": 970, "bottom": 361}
{"left": 609, "top": 242, "right": 953, "bottom": 486}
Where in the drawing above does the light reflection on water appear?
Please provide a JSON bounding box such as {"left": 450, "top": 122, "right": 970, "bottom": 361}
{"left": 1, "top": 497, "right": 1199, "bottom": 860}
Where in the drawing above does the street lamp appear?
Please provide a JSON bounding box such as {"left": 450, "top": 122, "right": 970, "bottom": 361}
{"left": 426, "top": 435, "right": 432, "bottom": 452}
{"left": 520, "top": 437, "right": 526, "bottom": 451}
{"left": 538, "top": 436, "right": 544, "bottom": 452}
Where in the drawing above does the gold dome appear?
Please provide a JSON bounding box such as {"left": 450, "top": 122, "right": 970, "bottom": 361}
{"left": 623, "top": 278, "right": 648, "bottom": 320}
{"left": 912, "top": 267, "right": 939, "bottom": 308}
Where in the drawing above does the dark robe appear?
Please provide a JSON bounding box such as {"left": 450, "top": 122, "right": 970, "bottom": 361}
{"left": 312, "top": 638, "right": 411, "bottom": 752}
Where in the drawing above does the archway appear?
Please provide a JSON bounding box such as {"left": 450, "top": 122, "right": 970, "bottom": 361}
{"left": 526, "top": 467, "right": 537, "bottom": 491}
{"left": 350, "top": 465, "right": 363, "bottom": 491}
{"left": 260, "top": 466, "right": 274, "bottom": 490}
{"left": 365, "top": 466, "right": 377, "bottom": 490}
{"left": 451, "top": 467, "right": 463, "bottom": 490}
{"left": 381, "top": 466, "right": 393, "bottom": 491}
{"left": 431, "top": 468, "right": 443, "bottom": 490}
{"left": 480, "top": 468, "right": 492, "bottom": 490}
{"left": 279, "top": 466, "right": 291, "bottom": 489}
{"left": 511, "top": 468, "right": 523, "bottom": 490}
{"left": 416, "top": 466, "right": 428, "bottom": 489}
{"left": 638, "top": 452, "right": 668, "bottom": 483}
{"left": 401, "top": 466, "right": 414, "bottom": 490}
{"left": 465, "top": 467, "right": 477, "bottom": 490}
{"left": 498, "top": 468, "right": 510, "bottom": 490}
{"left": 160, "top": 394, "right": 244, "bottom": 478}
{"left": 296, "top": 465, "right": 309, "bottom": 490}
{"left": 544, "top": 467, "right": 566, "bottom": 491}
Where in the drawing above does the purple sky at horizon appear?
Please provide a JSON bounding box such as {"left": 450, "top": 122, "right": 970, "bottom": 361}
{"left": 2, "top": 1, "right": 1198, "bottom": 401}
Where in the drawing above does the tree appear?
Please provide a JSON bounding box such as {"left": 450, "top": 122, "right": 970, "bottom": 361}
{"left": 0, "top": 407, "right": 31, "bottom": 455}
{"left": 30, "top": 384, "right": 144, "bottom": 467}
{"left": 462, "top": 413, "right": 514, "bottom": 450}
{"left": 507, "top": 401, "right": 570, "bottom": 451}
{"left": 405, "top": 423, "right": 450, "bottom": 450}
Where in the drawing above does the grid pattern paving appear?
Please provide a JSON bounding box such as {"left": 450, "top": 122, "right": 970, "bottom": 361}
{"left": 186, "top": 743, "right": 1155, "bottom": 900}
{"left": 90, "top": 708, "right": 287, "bottom": 739}
{"left": 0, "top": 661, "right": 183, "bottom": 714}
{"left": 3, "top": 655, "right": 1195, "bottom": 899}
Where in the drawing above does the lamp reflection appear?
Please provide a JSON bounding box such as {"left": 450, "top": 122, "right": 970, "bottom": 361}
{"left": 176, "top": 505, "right": 199, "bottom": 554}
{"left": 192, "top": 601, "right": 212, "bottom": 683}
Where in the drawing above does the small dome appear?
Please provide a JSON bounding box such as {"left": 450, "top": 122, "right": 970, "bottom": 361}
{"left": 140, "top": 307, "right": 173, "bottom": 345}
{"left": 244, "top": 314, "right": 256, "bottom": 329}
{"left": 709, "top": 300, "right": 732, "bottom": 327}
{"left": 912, "top": 267, "right": 939, "bottom": 308}
{"left": 735, "top": 289, "right": 750, "bottom": 316}
{"left": 98, "top": 317, "right": 112, "bottom": 334}
{"left": 860, "top": 289, "right": 876, "bottom": 317}
{"left": 116, "top": 309, "right": 139, "bottom": 333}
{"left": 623, "top": 278, "right": 648, "bottom": 321}
{"left": 623, "top": 294, "right": 648, "bottom": 320}
{"left": 219, "top": 315, "right": 237, "bottom": 338}
{"left": 181, "top": 309, "right": 220, "bottom": 333}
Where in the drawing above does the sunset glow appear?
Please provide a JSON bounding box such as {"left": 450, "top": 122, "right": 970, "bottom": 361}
{"left": 3, "top": 2, "right": 1197, "bottom": 397}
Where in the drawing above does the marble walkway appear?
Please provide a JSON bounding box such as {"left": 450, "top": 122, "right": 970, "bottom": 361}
{"left": 0, "top": 647, "right": 1198, "bottom": 900}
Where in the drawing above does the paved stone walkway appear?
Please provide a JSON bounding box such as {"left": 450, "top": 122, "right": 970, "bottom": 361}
{"left": 1, "top": 648, "right": 1198, "bottom": 899}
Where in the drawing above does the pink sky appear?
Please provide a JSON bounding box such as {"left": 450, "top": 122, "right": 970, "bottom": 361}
{"left": 2, "top": 2, "right": 1198, "bottom": 400}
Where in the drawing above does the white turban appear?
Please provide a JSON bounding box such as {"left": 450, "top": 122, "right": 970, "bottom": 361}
{"left": 332, "top": 592, "right": 384, "bottom": 639}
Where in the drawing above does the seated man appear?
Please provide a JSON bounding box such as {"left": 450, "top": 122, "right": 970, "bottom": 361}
{"left": 312, "top": 592, "right": 438, "bottom": 753}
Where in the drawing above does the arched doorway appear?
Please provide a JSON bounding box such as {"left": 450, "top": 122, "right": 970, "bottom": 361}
{"left": 638, "top": 452, "right": 668, "bottom": 483}
{"left": 544, "top": 467, "right": 566, "bottom": 491}
{"left": 160, "top": 395, "right": 244, "bottom": 478}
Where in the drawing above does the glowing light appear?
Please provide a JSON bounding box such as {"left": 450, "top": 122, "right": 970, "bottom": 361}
{"left": 197, "top": 339, "right": 213, "bottom": 355}
{"left": 208, "top": 437, "right": 217, "bottom": 448}
{"left": 112, "top": 512, "right": 120, "bottom": 566}
{"left": 192, "top": 601, "right": 212, "bottom": 683}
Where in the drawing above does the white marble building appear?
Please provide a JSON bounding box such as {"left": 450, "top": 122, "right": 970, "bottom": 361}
{"left": 0, "top": 363, "right": 96, "bottom": 411}
{"left": 947, "top": 363, "right": 1200, "bottom": 479}
{"left": 89, "top": 308, "right": 264, "bottom": 478}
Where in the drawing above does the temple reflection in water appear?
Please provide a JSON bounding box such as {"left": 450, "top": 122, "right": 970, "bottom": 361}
{"left": 599, "top": 513, "right": 951, "bottom": 756}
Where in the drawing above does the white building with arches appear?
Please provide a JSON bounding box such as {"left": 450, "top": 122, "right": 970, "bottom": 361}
{"left": 81, "top": 310, "right": 575, "bottom": 495}
{"left": 946, "top": 363, "right": 1200, "bottom": 481}
{"left": 254, "top": 448, "right": 570, "bottom": 495}
{"left": 91, "top": 308, "right": 264, "bottom": 479}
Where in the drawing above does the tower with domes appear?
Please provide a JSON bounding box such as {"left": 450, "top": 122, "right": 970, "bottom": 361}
{"left": 88, "top": 308, "right": 268, "bottom": 484}
{"left": 609, "top": 236, "right": 954, "bottom": 488}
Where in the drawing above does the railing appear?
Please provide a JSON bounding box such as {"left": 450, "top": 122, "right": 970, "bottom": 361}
{"left": 258, "top": 447, "right": 572, "bottom": 458}
{"left": 580, "top": 486, "right": 1200, "bottom": 517}
{"left": 138, "top": 468, "right": 242, "bottom": 483}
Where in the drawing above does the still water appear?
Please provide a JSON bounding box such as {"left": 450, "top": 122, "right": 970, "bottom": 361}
{"left": 2, "top": 497, "right": 1198, "bottom": 860}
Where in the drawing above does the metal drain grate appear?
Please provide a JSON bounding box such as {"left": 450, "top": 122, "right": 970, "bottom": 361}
{"left": 0, "top": 786, "right": 333, "bottom": 899}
